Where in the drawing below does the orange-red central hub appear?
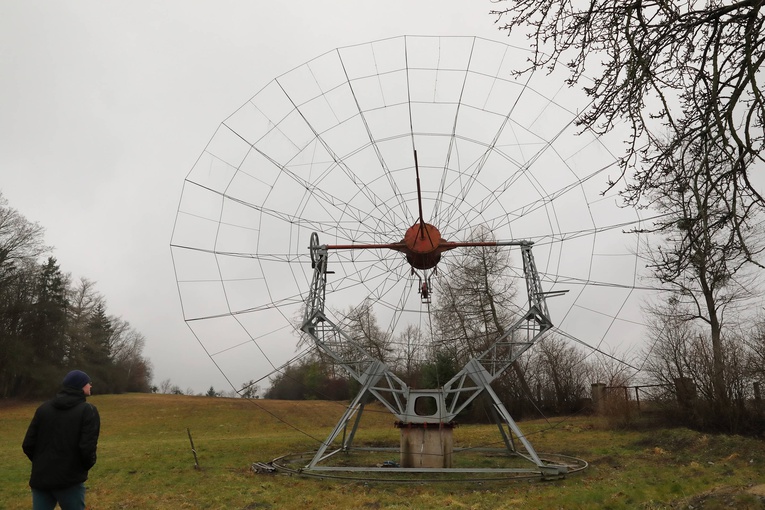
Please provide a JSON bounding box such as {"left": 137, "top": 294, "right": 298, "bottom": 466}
{"left": 402, "top": 222, "right": 443, "bottom": 270}
{"left": 324, "top": 150, "right": 498, "bottom": 273}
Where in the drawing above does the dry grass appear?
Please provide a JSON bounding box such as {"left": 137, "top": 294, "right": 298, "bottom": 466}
{"left": 2, "top": 394, "right": 765, "bottom": 509}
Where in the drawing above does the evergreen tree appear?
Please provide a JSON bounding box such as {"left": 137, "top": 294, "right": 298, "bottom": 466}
{"left": 27, "top": 258, "right": 69, "bottom": 383}
{"left": 0, "top": 261, "right": 37, "bottom": 397}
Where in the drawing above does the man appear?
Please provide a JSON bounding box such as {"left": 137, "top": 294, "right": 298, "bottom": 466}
{"left": 22, "top": 370, "right": 101, "bottom": 510}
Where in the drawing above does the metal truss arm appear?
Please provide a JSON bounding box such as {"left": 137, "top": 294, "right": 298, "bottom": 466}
{"left": 300, "top": 234, "right": 411, "bottom": 420}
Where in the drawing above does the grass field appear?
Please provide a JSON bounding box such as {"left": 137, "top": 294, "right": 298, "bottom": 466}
{"left": 2, "top": 394, "right": 764, "bottom": 509}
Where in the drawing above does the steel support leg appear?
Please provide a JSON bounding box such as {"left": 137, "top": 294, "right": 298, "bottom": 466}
{"left": 305, "top": 363, "right": 384, "bottom": 469}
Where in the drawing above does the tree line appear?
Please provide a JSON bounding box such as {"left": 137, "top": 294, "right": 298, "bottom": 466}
{"left": 0, "top": 192, "right": 152, "bottom": 398}
{"left": 151, "top": 379, "right": 261, "bottom": 399}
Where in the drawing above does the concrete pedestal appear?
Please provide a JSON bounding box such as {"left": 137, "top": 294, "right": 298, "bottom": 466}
{"left": 398, "top": 423, "right": 454, "bottom": 468}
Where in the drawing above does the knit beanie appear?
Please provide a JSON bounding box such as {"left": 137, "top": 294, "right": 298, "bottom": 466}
{"left": 62, "top": 370, "right": 91, "bottom": 389}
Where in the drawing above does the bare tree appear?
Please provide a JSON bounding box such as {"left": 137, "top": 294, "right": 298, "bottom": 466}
{"left": 588, "top": 349, "right": 636, "bottom": 389}
{"left": 340, "top": 298, "right": 393, "bottom": 363}
{"left": 109, "top": 319, "right": 143, "bottom": 363}
{"left": 644, "top": 297, "right": 755, "bottom": 430}
{"left": 65, "top": 278, "right": 104, "bottom": 365}
{"left": 638, "top": 142, "right": 762, "bottom": 405}
{"left": 531, "top": 335, "right": 590, "bottom": 412}
{"left": 109, "top": 318, "right": 153, "bottom": 392}
{"left": 491, "top": 1, "right": 765, "bottom": 260}
{"left": 393, "top": 323, "right": 426, "bottom": 383}
{"left": 158, "top": 378, "right": 173, "bottom": 394}
{"left": 0, "top": 192, "right": 48, "bottom": 282}
{"left": 746, "top": 317, "right": 765, "bottom": 384}
{"left": 643, "top": 299, "right": 698, "bottom": 394}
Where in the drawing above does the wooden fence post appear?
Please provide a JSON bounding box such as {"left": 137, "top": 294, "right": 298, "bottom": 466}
{"left": 591, "top": 383, "right": 606, "bottom": 413}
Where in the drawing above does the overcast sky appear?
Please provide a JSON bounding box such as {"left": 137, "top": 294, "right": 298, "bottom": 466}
{"left": 1, "top": 1, "right": 517, "bottom": 393}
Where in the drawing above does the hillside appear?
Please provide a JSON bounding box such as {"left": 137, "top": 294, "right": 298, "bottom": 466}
{"left": 3, "top": 394, "right": 764, "bottom": 509}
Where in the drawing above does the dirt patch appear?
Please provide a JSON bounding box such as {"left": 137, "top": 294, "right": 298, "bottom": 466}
{"left": 678, "top": 485, "right": 765, "bottom": 509}
{"left": 242, "top": 502, "right": 273, "bottom": 510}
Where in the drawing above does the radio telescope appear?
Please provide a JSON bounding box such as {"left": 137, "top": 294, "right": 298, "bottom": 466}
{"left": 171, "top": 35, "right": 651, "bottom": 479}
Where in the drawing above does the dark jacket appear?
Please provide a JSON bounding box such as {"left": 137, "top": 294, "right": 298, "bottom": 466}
{"left": 22, "top": 387, "right": 101, "bottom": 490}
